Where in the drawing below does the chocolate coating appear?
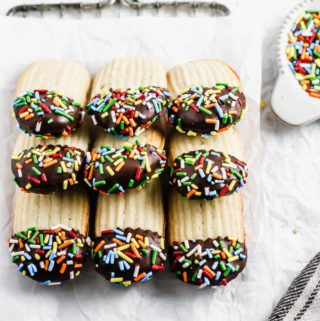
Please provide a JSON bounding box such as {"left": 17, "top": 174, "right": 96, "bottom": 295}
{"left": 168, "top": 85, "right": 246, "bottom": 137}
{"left": 11, "top": 144, "right": 85, "bottom": 194}
{"left": 170, "top": 236, "right": 247, "bottom": 288}
{"left": 169, "top": 149, "right": 248, "bottom": 200}
{"left": 84, "top": 143, "right": 167, "bottom": 195}
{"left": 92, "top": 227, "right": 166, "bottom": 286}
{"left": 87, "top": 87, "right": 171, "bottom": 137}
{"left": 13, "top": 90, "right": 84, "bottom": 138}
{"left": 8, "top": 225, "right": 89, "bottom": 285}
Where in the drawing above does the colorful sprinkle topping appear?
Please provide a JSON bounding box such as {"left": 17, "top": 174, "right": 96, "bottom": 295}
{"left": 87, "top": 87, "right": 171, "bottom": 137}
{"left": 287, "top": 11, "right": 320, "bottom": 98}
{"left": 167, "top": 85, "right": 246, "bottom": 137}
{"left": 171, "top": 237, "right": 247, "bottom": 288}
{"left": 8, "top": 224, "right": 90, "bottom": 285}
{"left": 92, "top": 228, "right": 166, "bottom": 286}
{"left": 12, "top": 90, "right": 84, "bottom": 138}
{"left": 169, "top": 149, "right": 248, "bottom": 200}
{"left": 84, "top": 142, "right": 167, "bottom": 195}
{"left": 11, "top": 145, "right": 85, "bottom": 194}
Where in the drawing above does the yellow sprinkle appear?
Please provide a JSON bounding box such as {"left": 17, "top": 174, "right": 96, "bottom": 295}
{"left": 110, "top": 277, "right": 123, "bottom": 283}
{"left": 144, "top": 237, "right": 149, "bottom": 246}
{"left": 223, "top": 248, "right": 232, "bottom": 258}
{"left": 44, "top": 234, "right": 50, "bottom": 244}
{"left": 60, "top": 161, "right": 67, "bottom": 173}
{"left": 101, "top": 112, "right": 109, "bottom": 119}
{"left": 176, "top": 126, "right": 185, "bottom": 134}
{"left": 227, "top": 236, "right": 237, "bottom": 241}
{"left": 117, "top": 244, "right": 130, "bottom": 251}
{"left": 131, "top": 238, "right": 140, "bottom": 248}
{"left": 260, "top": 100, "right": 265, "bottom": 109}
{"left": 21, "top": 256, "right": 26, "bottom": 262}
{"left": 19, "top": 112, "right": 29, "bottom": 118}
{"left": 228, "top": 255, "right": 240, "bottom": 263}
{"left": 113, "top": 158, "right": 124, "bottom": 167}
{"left": 34, "top": 254, "right": 41, "bottom": 260}
{"left": 205, "top": 161, "right": 212, "bottom": 174}
{"left": 187, "top": 130, "right": 197, "bottom": 136}
{"left": 122, "top": 280, "right": 132, "bottom": 286}
{"left": 106, "top": 166, "right": 115, "bottom": 176}
{"left": 63, "top": 180, "right": 68, "bottom": 190}
{"left": 117, "top": 251, "right": 133, "bottom": 264}
{"left": 45, "top": 250, "right": 52, "bottom": 259}
{"left": 75, "top": 271, "right": 81, "bottom": 277}
{"left": 25, "top": 183, "right": 32, "bottom": 190}
{"left": 160, "top": 238, "right": 165, "bottom": 250}
{"left": 53, "top": 242, "right": 58, "bottom": 252}
{"left": 228, "top": 180, "right": 236, "bottom": 191}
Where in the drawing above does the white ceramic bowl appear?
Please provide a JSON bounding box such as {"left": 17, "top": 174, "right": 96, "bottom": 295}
{"left": 271, "top": 0, "right": 320, "bottom": 126}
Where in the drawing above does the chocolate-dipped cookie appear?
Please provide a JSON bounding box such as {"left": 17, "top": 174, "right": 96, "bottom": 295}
{"left": 171, "top": 236, "right": 247, "bottom": 287}
{"left": 9, "top": 225, "right": 88, "bottom": 285}
{"left": 167, "top": 84, "right": 246, "bottom": 137}
{"left": 84, "top": 142, "right": 167, "bottom": 195}
{"left": 90, "top": 58, "right": 168, "bottom": 287}
{"left": 169, "top": 149, "right": 248, "bottom": 200}
{"left": 9, "top": 188, "right": 90, "bottom": 285}
{"left": 87, "top": 87, "right": 170, "bottom": 138}
{"left": 13, "top": 90, "right": 84, "bottom": 138}
{"left": 167, "top": 59, "right": 249, "bottom": 288}
{"left": 12, "top": 59, "right": 91, "bottom": 138}
{"left": 11, "top": 144, "right": 85, "bottom": 194}
{"left": 92, "top": 227, "right": 166, "bottom": 286}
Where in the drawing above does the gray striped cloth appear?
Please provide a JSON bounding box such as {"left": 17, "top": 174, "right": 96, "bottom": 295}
{"left": 269, "top": 252, "right": 320, "bottom": 321}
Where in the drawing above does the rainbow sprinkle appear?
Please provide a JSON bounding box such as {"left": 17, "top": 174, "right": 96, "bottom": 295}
{"left": 87, "top": 87, "right": 171, "bottom": 137}
{"left": 8, "top": 224, "right": 90, "bottom": 285}
{"left": 84, "top": 142, "right": 167, "bottom": 195}
{"left": 171, "top": 236, "right": 247, "bottom": 288}
{"left": 287, "top": 10, "right": 320, "bottom": 98}
{"left": 169, "top": 149, "right": 248, "bottom": 200}
{"left": 167, "top": 85, "right": 246, "bottom": 137}
{"left": 92, "top": 228, "right": 166, "bottom": 286}
{"left": 12, "top": 90, "right": 84, "bottom": 138}
{"left": 11, "top": 145, "right": 85, "bottom": 194}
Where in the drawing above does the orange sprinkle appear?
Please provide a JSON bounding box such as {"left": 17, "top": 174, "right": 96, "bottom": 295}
{"left": 59, "top": 263, "right": 67, "bottom": 274}
{"left": 56, "top": 255, "right": 66, "bottom": 264}
{"left": 58, "top": 239, "right": 74, "bottom": 249}
{"left": 16, "top": 163, "right": 23, "bottom": 170}
{"left": 18, "top": 238, "right": 24, "bottom": 249}
{"left": 74, "top": 263, "right": 83, "bottom": 269}
{"left": 182, "top": 271, "right": 188, "bottom": 283}
{"left": 186, "top": 189, "right": 196, "bottom": 198}
{"left": 25, "top": 113, "right": 35, "bottom": 120}
{"left": 94, "top": 240, "right": 105, "bottom": 253}
{"left": 138, "top": 240, "right": 147, "bottom": 248}
{"left": 43, "top": 159, "right": 58, "bottom": 168}
{"left": 134, "top": 272, "right": 146, "bottom": 282}
{"left": 45, "top": 260, "right": 49, "bottom": 271}
{"left": 112, "top": 238, "right": 124, "bottom": 246}
{"left": 205, "top": 119, "right": 216, "bottom": 124}
{"left": 130, "top": 243, "right": 140, "bottom": 258}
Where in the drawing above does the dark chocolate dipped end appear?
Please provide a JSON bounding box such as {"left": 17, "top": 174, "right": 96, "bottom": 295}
{"left": 167, "top": 84, "right": 246, "bottom": 137}
{"left": 11, "top": 144, "right": 85, "bottom": 194}
{"left": 86, "top": 87, "right": 171, "bottom": 138}
{"left": 13, "top": 90, "right": 84, "bottom": 138}
{"left": 170, "top": 236, "right": 247, "bottom": 288}
{"left": 92, "top": 227, "right": 166, "bottom": 286}
{"left": 84, "top": 142, "right": 167, "bottom": 195}
{"left": 8, "top": 225, "right": 90, "bottom": 285}
{"left": 169, "top": 149, "right": 248, "bottom": 200}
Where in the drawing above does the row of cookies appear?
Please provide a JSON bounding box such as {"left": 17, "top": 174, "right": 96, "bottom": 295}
{"left": 8, "top": 57, "right": 248, "bottom": 288}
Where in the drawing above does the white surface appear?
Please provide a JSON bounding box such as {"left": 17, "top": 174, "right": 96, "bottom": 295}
{"left": 262, "top": 0, "right": 320, "bottom": 313}
{"left": 0, "top": 12, "right": 262, "bottom": 321}
{"left": 271, "top": 0, "right": 320, "bottom": 125}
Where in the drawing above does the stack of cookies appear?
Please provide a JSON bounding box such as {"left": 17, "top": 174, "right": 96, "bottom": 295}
{"left": 8, "top": 57, "right": 249, "bottom": 289}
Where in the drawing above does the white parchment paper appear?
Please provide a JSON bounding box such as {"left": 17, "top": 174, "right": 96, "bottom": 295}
{"left": 0, "top": 13, "right": 262, "bottom": 321}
